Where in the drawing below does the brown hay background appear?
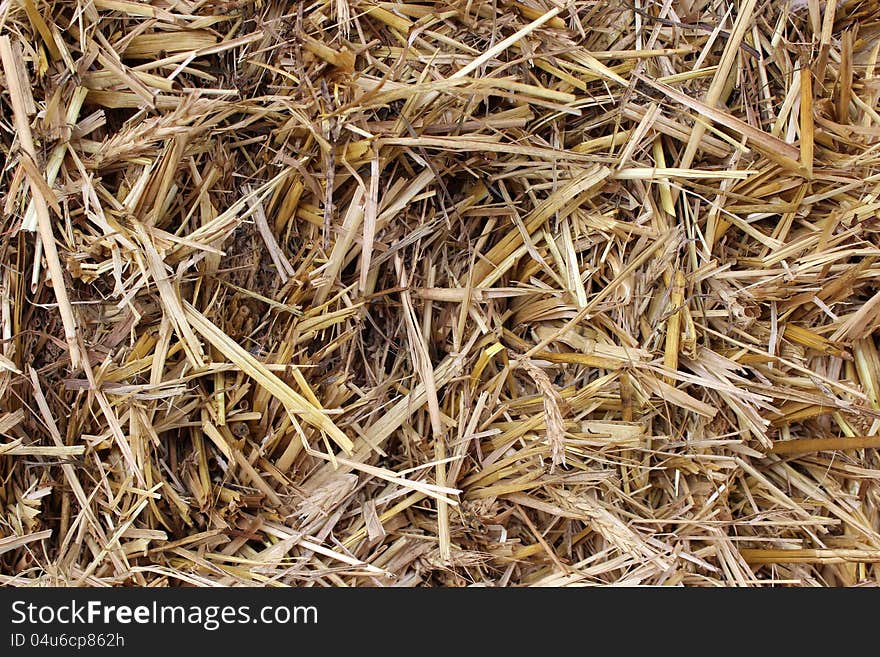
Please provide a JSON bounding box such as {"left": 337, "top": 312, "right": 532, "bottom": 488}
{"left": 1, "top": 0, "right": 880, "bottom": 586}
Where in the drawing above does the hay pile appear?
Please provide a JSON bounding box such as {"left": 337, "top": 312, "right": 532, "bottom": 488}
{"left": 1, "top": 0, "right": 880, "bottom": 587}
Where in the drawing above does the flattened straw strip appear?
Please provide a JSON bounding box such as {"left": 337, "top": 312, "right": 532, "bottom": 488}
{"left": 0, "top": 409, "right": 25, "bottom": 435}
{"left": 360, "top": 155, "right": 379, "bottom": 292}
{"left": 740, "top": 549, "right": 880, "bottom": 564}
{"left": 0, "top": 530, "right": 53, "bottom": 557}
{"left": 768, "top": 436, "right": 880, "bottom": 456}
{"left": 0, "top": 442, "right": 85, "bottom": 457}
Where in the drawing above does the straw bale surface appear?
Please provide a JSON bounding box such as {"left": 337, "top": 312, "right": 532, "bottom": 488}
{"left": 2, "top": 0, "right": 880, "bottom": 586}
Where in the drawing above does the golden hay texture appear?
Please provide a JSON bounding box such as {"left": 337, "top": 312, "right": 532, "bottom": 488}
{"left": 1, "top": 0, "right": 880, "bottom": 587}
